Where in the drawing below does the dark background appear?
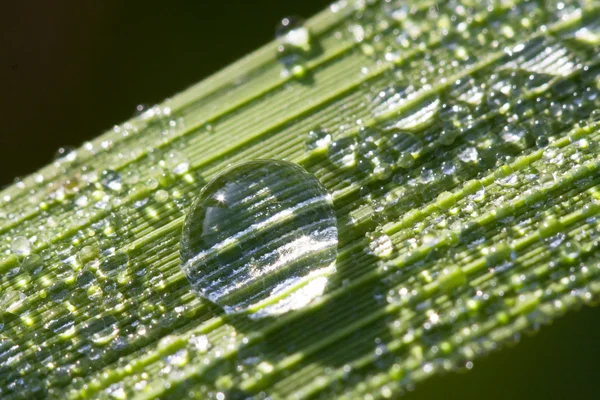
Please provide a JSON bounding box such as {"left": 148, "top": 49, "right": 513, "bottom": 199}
{"left": 1, "top": 1, "right": 599, "bottom": 398}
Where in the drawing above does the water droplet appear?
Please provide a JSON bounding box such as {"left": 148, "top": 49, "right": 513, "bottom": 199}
{"left": 397, "top": 152, "right": 415, "bottom": 169}
{"left": 21, "top": 254, "right": 42, "bottom": 275}
{"left": 164, "top": 150, "right": 190, "bottom": 175}
{"left": 77, "top": 245, "right": 99, "bottom": 265}
{"left": 328, "top": 137, "right": 357, "bottom": 169}
{"left": 483, "top": 243, "right": 514, "bottom": 267}
{"left": 188, "top": 335, "right": 210, "bottom": 353}
{"left": 387, "top": 98, "right": 441, "bottom": 132}
{"left": 276, "top": 17, "right": 311, "bottom": 51}
{"left": 154, "top": 190, "right": 169, "bottom": 202}
{"left": 11, "top": 236, "right": 31, "bottom": 257}
{"left": 0, "top": 290, "right": 27, "bottom": 314}
{"left": 180, "top": 160, "right": 338, "bottom": 316}
{"left": 366, "top": 231, "right": 393, "bottom": 259}
{"left": 441, "top": 161, "right": 457, "bottom": 175}
{"left": 100, "top": 170, "right": 123, "bottom": 192}
{"left": 573, "top": 27, "right": 600, "bottom": 46}
{"left": 99, "top": 253, "right": 129, "bottom": 277}
{"left": 305, "top": 129, "right": 332, "bottom": 152}
{"left": 559, "top": 241, "right": 580, "bottom": 264}
{"left": 276, "top": 17, "right": 312, "bottom": 77}
{"left": 166, "top": 349, "right": 189, "bottom": 367}
{"left": 458, "top": 147, "right": 479, "bottom": 164}
{"left": 54, "top": 147, "right": 77, "bottom": 163}
{"left": 373, "top": 162, "right": 393, "bottom": 180}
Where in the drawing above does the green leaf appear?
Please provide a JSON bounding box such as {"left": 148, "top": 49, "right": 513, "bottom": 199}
{"left": 1, "top": 0, "right": 600, "bottom": 398}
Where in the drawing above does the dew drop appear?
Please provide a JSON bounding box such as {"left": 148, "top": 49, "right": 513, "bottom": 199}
{"left": 441, "top": 161, "right": 457, "bottom": 176}
{"left": 188, "top": 335, "right": 210, "bottom": 354}
{"left": 559, "top": 241, "right": 580, "bottom": 264}
{"left": 373, "top": 162, "right": 393, "bottom": 181}
{"left": 99, "top": 253, "right": 129, "bottom": 277}
{"left": 328, "top": 137, "right": 358, "bottom": 169}
{"left": 458, "top": 147, "right": 479, "bottom": 164}
{"left": 305, "top": 129, "right": 332, "bottom": 152}
{"left": 180, "top": 160, "right": 338, "bottom": 316}
{"left": 164, "top": 150, "right": 190, "bottom": 175}
{"left": 437, "top": 266, "right": 466, "bottom": 293}
{"left": 21, "top": 254, "right": 42, "bottom": 275}
{"left": 388, "top": 97, "right": 441, "bottom": 132}
{"left": 54, "top": 147, "right": 77, "bottom": 163}
{"left": 366, "top": 231, "right": 393, "bottom": 259}
{"left": 276, "top": 17, "right": 312, "bottom": 77}
{"left": 0, "top": 290, "right": 27, "bottom": 314}
{"left": 100, "top": 170, "right": 124, "bottom": 192}
{"left": 397, "top": 152, "right": 415, "bottom": 169}
{"left": 154, "top": 190, "right": 169, "bottom": 203}
{"left": 77, "top": 245, "right": 99, "bottom": 265}
{"left": 11, "top": 236, "right": 31, "bottom": 257}
{"left": 276, "top": 17, "right": 311, "bottom": 51}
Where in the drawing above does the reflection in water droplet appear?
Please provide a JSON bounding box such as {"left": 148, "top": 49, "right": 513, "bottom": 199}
{"left": 180, "top": 160, "right": 338, "bottom": 317}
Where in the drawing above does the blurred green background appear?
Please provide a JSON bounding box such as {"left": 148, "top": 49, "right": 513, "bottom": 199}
{"left": 1, "top": 1, "right": 599, "bottom": 398}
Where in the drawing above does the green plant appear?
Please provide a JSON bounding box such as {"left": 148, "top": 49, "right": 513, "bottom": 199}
{"left": 1, "top": 0, "right": 600, "bottom": 398}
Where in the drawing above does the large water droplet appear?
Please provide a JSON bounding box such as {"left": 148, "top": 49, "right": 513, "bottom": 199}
{"left": 180, "top": 160, "right": 338, "bottom": 317}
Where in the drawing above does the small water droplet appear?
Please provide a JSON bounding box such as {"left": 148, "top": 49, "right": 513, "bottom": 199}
{"left": 305, "top": 129, "right": 332, "bottom": 152}
{"left": 188, "top": 334, "right": 210, "bottom": 353}
{"left": 164, "top": 150, "right": 190, "bottom": 175}
{"left": 180, "top": 160, "right": 338, "bottom": 316}
{"left": 373, "top": 162, "right": 393, "bottom": 180}
{"left": 11, "top": 236, "right": 31, "bottom": 257}
{"left": 441, "top": 161, "right": 457, "bottom": 175}
{"left": 0, "top": 290, "right": 27, "bottom": 314}
{"left": 77, "top": 245, "right": 99, "bottom": 265}
{"left": 276, "top": 17, "right": 312, "bottom": 77}
{"left": 54, "top": 147, "right": 77, "bottom": 163}
{"left": 21, "top": 254, "right": 42, "bottom": 274}
{"left": 154, "top": 190, "right": 169, "bottom": 202}
{"left": 328, "top": 137, "right": 358, "bottom": 169}
{"left": 458, "top": 147, "right": 479, "bottom": 164}
{"left": 99, "top": 253, "right": 129, "bottom": 277}
{"left": 559, "top": 241, "right": 580, "bottom": 264}
{"left": 100, "top": 170, "right": 123, "bottom": 192}
{"left": 397, "top": 152, "right": 415, "bottom": 169}
{"left": 366, "top": 231, "right": 393, "bottom": 259}
{"left": 276, "top": 17, "right": 311, "bottom": 51}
